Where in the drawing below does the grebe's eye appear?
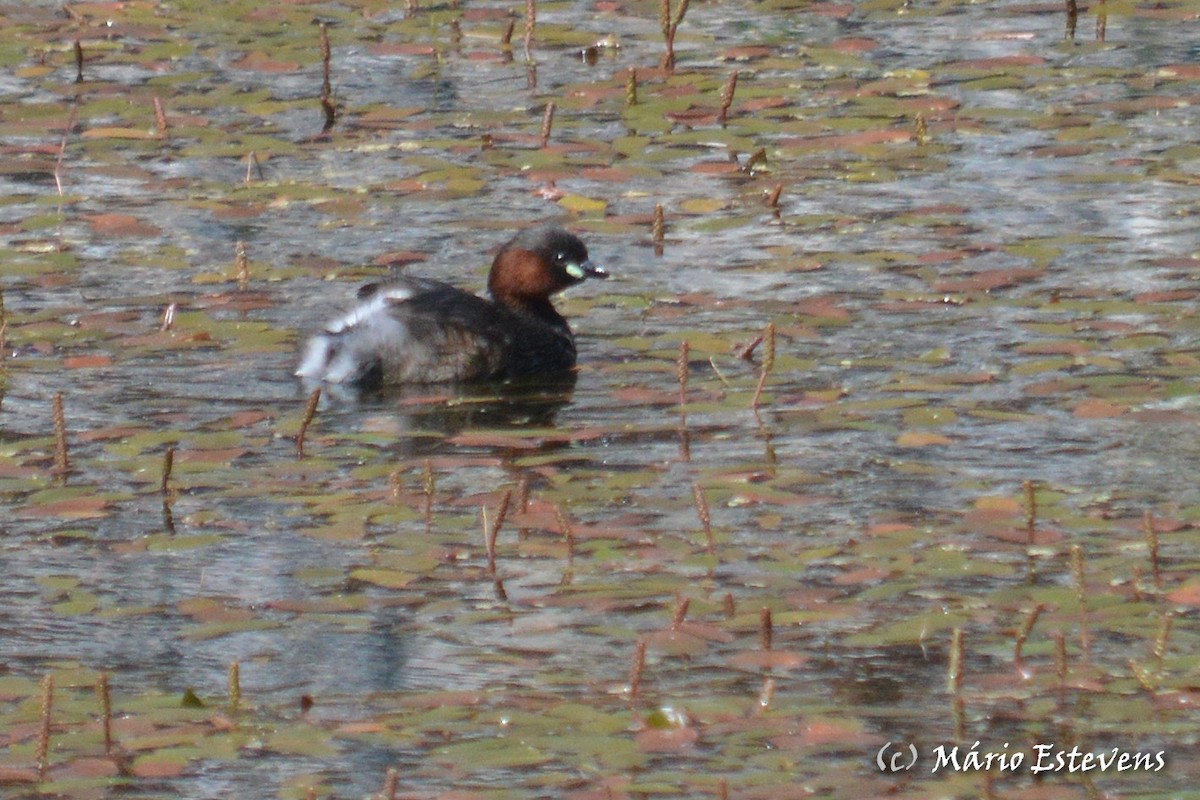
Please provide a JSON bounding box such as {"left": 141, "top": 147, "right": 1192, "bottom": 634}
{"left": 554, "top": 251, "right": 568, "bottom": 265}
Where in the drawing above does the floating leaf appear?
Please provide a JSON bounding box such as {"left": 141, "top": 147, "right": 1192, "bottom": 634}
{"left": 557, "top": 193, "right": 608, "bottom": 214}
{"left": 896, "top": 431, "right": 952, "bottom": 447}
{"left": 348, "top": 568, "right": 416, "bottom": 589}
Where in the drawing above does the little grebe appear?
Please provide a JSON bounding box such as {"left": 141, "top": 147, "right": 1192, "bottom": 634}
{"left": 296, "top": 225, "right": 606, "bottom": 387}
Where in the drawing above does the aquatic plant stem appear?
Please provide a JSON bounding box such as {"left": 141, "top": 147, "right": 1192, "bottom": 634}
{"left": 36, "top": 674, "right": 53, "bottom": 778}
{"left": 539, "top": 102, "right": 555, "bottom": 149}
{"left": 482, "top": 506, "right": 492, "bottom": 567}
{"left": 736, "top": 333, "right": 764, "bottom": 361}
{"left": 228, "top": 661, "right": 241, "bottom": 713}
{"left": 555, "top": 504, "right": 575, "bottom": 573}
{"left": 244, "top": 151, "right": 262, "bottom": 183}
{"left": 515, "top": 473, "right": 531, "bottom": 520}
{"left": 162, "top": 495, "right": 175, "bottom": 534}
{"left": 96, "top": 673, "right": 112, "bottom": 756}
{"left": 55, "top": 108, "right": 74, "bottom": 173}
{"left": 317, "top": 22, "right": 336, "bottom": 136}
{"left": 750, "top": 322, "right": 776, "bottom": 410}
{"left": 719, "top": 70, "right": 738, "bottom": 126}
{"left": 692, "top": 483, "right": 714, "bottom": 555}
{"left": 625, "top": 68, "right": 638, "bottom": 106}
{"left": 1023, "top": 481, "right": 1036, "bottom": 535}
{"left": 677, "top": 426, "right": 691, "bottom": 462}
{"left": 677, "top": 342, "right": 691, "bottom": 462}
{"left": 708, "top": 356, "right": 730, "bottom": 389}
{"left": 660, "top": 0, "right": 690, "bottom": 69}
{"left": 948, "top": 628, "right": 964, "bottom": 740}
{"left": 523, "top": 0, "right": 536, "bottom": 62}
{"left": 1142, "top": 510, "right": 1161, "bottom": 589}
{"left": 159, "top": 445, "right": 177, "bottom": 534}
{"left": 766, "top": 183, "right": 783, "bottom": 217}
{"left": 381, "top": 768, "right": 400, "bottom": 799}
{"left": 235, "top": 241, "right": 250, "bottom": 290}
{"left": 913, "top": 113, "right": 929, "bottom": 145}
{"left": 628, "top": 638, "right": 646, "bottom": 713}
{"left": 484, "top": 489, "right": 512, "bottom": 575}
{"left": 758, "top": 608, "right": 776, "bottom": 709}
{"left": 54, "top": 103, "right": 78, "bottom": 250}
{"left": 1052, "top": 629, "right": 1068, "bottom": 707}
{"left": 74, "top": 38, "right": 83, "bottom": 82}
{"left": 1131, "top": 564, "right": 1146, "bottom": 602}
{"left": 319, "top": 22, "right": 332, "bottom": 102}
{"left": 52, "top": 392, "right": 70, "bottom": 481}
{"left": 653, "top": 203, "right": 665, "bottom": 256}
{"left": 1152, "top": 611, "right": 1173, "bottom": 672}
{"left": 759, "top": 675, "right": 776, "bottom": 709}
{"left": 1124, "top": 619, "right": 1167, "bottom": 690}
{"left": 1065, "top": 0, "right": 1079, "bottom": 40}
{"left": 161, "top": 446, "right": 174, "bottom": 496}
{"left": 296, "top": 388, "right": 321, "bottom": 458}
{"left": 1070, "top": 544, "right": 1091, "bottom": 664}
{"left": 153, "top": 96, "right": 168, "bottom": 139}
{"left": 671, "top": 595, "right": 690, "bottom": 629}
{"left": 1023, "top": 479, "right": 1037, "bottom": 582}
{"left": 319, "top": 97, "right": 337, "bottom": 138}
{"left": 676, "top": 340, "right": 689, "bottom": 406}
{"left": 422, "top": 459, "right": 434, "bottom": 528}
{"left": 1013, "top": 603, "right": 1043, "bottom": 669}
{"left": 744, "top": 147, "right": 767, "bottom": 173}
{"left": 947, "top": 627, "right": 963, "bottom": 693}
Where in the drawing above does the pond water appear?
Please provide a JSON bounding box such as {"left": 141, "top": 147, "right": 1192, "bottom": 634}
{"left": 2, "top": 0, "right": 1199, "bottom": 798}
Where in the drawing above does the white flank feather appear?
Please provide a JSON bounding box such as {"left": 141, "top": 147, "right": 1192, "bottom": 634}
{"left": 325, "top": 285, "right": 415, "bottom": 334}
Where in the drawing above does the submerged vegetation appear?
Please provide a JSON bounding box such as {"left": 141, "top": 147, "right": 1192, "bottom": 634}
{"left": 2, "top": 0, "right": 1200, "bottom": 797}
